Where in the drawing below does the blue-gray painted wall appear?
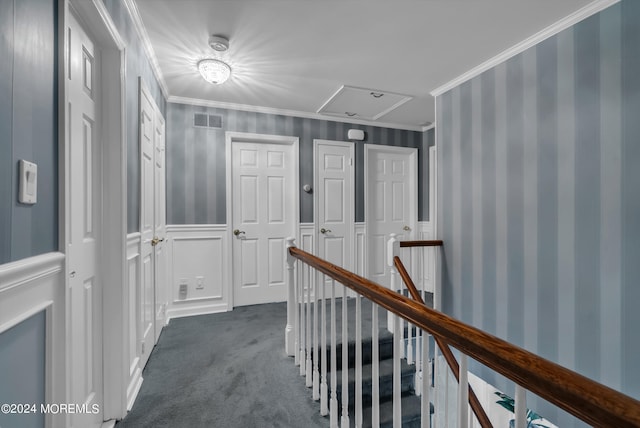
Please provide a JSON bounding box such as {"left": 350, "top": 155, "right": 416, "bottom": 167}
{"left": 166, "top": 103, "right": 432, "bottom": 224}
{"left": 102, "top": 0, "right": 167, "bottom": 233}
{"left": 0, "top": 311, "right": 46, "bottom": 428}
{"left": 436, "top": 2, "right": 639, "bottom": 424}
{"left": 0, "top": 0, "right": 58, "bottom": 265}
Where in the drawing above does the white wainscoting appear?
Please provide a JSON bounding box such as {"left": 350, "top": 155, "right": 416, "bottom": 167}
{"left": 126, "top": 233, "right": 143, "bottom": 411}
{"left": 166, "top": 225, "right": 231, "bottom": 319}
{"left": 0, "top": 252, "right": 66, "bottom": 427}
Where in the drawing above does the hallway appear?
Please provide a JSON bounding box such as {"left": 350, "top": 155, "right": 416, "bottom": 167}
{"left": 116, "top": 302, "right": 326, "bottom": 428}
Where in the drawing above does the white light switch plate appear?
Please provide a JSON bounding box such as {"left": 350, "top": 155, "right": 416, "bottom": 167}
{"left": 19, "top": 160, "right": 37, "bottom": 204}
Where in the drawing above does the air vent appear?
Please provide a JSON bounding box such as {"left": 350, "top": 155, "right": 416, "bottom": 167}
{"left": 194, "top": 113, "right": 223, "bottom": 129}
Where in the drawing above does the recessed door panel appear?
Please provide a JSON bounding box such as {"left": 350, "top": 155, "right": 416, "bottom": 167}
{"left": 240, "top": 175, "right": 259, "bottom": 224}
{"left": 241, "top": 239, "right": 259, "bottom": 287}
{"left": 268, "top": 238, "right": 285, "bottom": 286}
{"left": 267, "top": 176, "right": 285, "bottom": 223}
{"left": 324, "top": 179, "right": 344, "bottom": 223}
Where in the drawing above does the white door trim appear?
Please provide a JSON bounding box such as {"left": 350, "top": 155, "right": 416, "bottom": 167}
{"left": 363, "top": 144, "right": 418, "bottom": 280}
{"left": 313, "top": 139, "right": 355, "bottom": 270}
{"left": 225, "top": 132, "right": 300, "bottom": 309}
{"left": 62, "top": 0, "right": 127, "bottom": 421}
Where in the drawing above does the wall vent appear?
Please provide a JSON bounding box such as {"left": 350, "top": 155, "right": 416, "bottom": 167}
{"left": 194, "top": 113, "right": 223, "bottom": 129}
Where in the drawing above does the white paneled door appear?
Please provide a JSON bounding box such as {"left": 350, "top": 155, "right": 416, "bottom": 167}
{"left": 67, "top": 10, "right": 103, "bottom": 428}
{"left": 365, "top": 146, "right": 417, "bottom": 288}
{"left": 153, "top": 112, "right": 167, "bottom": 341}
{"left": 315, "top": 140, "right": 354, "bottom": 273}
{"left": 232, "top": 141, "right": 296, "bottom": 306}
{"left": 139, "top": 81, "right": 166, "bottom": 368}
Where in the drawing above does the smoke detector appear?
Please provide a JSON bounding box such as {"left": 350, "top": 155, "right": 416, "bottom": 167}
{"left": 209, "top": 35, "right": 229, "bottom": 52}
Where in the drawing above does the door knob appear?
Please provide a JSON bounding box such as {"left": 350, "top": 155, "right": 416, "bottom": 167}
{"left": 151, "top": 237, "right": 164, "bottom": 246}
{"left": 233, "top": 229, "right": 245, "bottom": 236}
{"left": 403, "top": 225, "right": 411, "bottom": 231}
{"left": 320, "top": 228, "right": 332, "bottom": 234}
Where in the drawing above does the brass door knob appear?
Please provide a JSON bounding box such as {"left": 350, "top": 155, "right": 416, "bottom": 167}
{"left": 233, "top": 229, "right": 245, "bottom": 236}
{"left": 320, "top": 228, "right": 332, "bottom": 234}
{"left": 403, "top": 225, "right": 411, "bottom": 231}
{"left": 151, "top": 237, "right": 165, "bottom": 246}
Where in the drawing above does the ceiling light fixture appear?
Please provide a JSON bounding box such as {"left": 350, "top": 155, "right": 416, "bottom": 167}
{"left": 209, "top": 35, "right": 229, "bottom": 52}
{"left": 198, "top": 59, "right": 231, "bottom": 85}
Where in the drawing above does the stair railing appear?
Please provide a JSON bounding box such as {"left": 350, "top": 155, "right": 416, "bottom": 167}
{"left": 284, "top": 237, "right": 640, "bottom": 428}
{"left": 394, "top": 254, "right": 491, "bottom": 428}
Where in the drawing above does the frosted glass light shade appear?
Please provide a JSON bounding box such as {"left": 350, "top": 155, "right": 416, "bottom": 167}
{"left": 198, "top": 59, "right": 231, "bottom": 84}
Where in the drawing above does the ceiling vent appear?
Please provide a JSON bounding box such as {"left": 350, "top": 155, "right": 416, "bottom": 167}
{"left": 317, "top": 85, "right": 413, "bottom": 121}
{"left": 194, "top": 113, "right": 223, "bottom": 129}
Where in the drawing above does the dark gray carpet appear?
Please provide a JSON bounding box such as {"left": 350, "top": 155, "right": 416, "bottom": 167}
{"left": 116, "top": 302, "right": 328, "bottom": 428}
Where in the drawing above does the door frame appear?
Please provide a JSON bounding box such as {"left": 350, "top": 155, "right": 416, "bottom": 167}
{"left": 61, "top": 0, "right": 127, "bottom": 421}
{"left": 363, "top": 144, "right": 418, "bottom": 281}
{"left": 225, "top": 132, "right": 300, "bottom": 309}
{"left": 313, "top": 139, "right": 355, "bottom": 269}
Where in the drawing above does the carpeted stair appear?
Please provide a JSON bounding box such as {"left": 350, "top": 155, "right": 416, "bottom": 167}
{"left": 308, "top": 297, "right": 431, "bottom": 428}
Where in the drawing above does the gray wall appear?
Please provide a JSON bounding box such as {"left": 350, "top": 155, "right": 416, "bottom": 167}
{"left": 0, "top": 311, "right": 46, "bottom": 428}
{"left": 102, "top": 0, "right": 167, "bottom": 233}
{"left": 167, "top": 103, "right": 432, "bottom": 224}
{"left": 436, "top": 1, "right": 640, "bottom": 423}
{"left": 0, "top": 0, "right": 58, "bottom": 264}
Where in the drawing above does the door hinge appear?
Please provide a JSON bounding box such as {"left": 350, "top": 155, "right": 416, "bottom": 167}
{"left": 349, "top": 158, "right": 353, "bottom": 166}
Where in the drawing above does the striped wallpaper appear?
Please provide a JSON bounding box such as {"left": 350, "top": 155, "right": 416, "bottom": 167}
{"left": 436, "top": 1, "right": 640, "bottom": 423}
{"left": 103, "top": 0, "right": 168, "bottom": 233}
{"left": 167, "top": 103, "right": 433, "bottom": 224}
{"left": 0, "top": 0, "right": 58, "bottom": 265}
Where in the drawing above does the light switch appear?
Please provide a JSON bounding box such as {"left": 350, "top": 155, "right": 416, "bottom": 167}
{"left": 19, "top": 160, "right": 37, "bottom": 204}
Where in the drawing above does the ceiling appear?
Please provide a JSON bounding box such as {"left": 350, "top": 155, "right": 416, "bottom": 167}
{"left": 133, "top": 0, "right": 596, "bottom": 131}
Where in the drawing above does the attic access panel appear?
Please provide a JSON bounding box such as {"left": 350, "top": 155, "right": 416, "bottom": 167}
{"left": 317, "top": 85, "right": 413, "bottom": 121}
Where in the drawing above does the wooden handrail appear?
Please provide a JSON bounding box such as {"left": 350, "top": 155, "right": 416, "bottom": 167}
{"left": 289, "top": 246, "right": 640, "bottom": 427}
{"left": 394, "top": 256, "right": 493, "bottom": 428}
{"left": 399, "top": 240, "right": 443, "bottom": 248}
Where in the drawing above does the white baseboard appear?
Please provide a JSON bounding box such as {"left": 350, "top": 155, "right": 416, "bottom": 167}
{"left": 166, "top": 302, "right": 230, "bottom": 321}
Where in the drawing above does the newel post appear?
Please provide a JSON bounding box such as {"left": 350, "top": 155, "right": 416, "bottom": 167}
{"left": 387, "top": 233, "right": 400, "bottom": 333}
{"left": 285, "top": 237, "right": 296, "bottom": 356}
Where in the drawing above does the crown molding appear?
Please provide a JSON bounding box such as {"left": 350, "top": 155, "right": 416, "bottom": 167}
{"left": 430, "top": 0, "right": 619, "bottom": 97}
{"left": 122, "top": 0, "right": 170, "bottom": 99}
{"left": 168, "top": 95, "right": 427, "bottom": 132}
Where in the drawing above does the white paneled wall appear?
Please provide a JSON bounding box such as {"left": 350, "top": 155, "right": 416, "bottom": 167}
{"left": 163, "top": 221, "right": 432, "bottom": 321}
{"left": 166, "top": 225, "right": 230, "bottom": 319}
{"left": 126, "top": 233, "right": 143, "bottom": 410}
{"left": 0, "top": 253, "right": 66, "bottom": 427}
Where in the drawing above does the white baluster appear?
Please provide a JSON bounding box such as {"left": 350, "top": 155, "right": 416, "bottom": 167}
{"left": 458, "top": 354, "right": 469, "bottom": 428}
{"left": 294, "top": 256, "right": 300, "bottom": 366}
{"left": 421, "top": 331, "right": 430, "bottom": 428}
{"left": 330, "top": 279, "right": 338, "bottom": 428}
{"left": 515, "top": 385, "right": 527, "bottom": 428}
{"left": 321, "top": 274, "right": 329, "bottom": 415}
{"left": 341, "top": 285, "right": 350, "bottom": 428}
{"left": 393, "top": 306, "right": 402, "bottom": 428}
{"left": 372, "top": 302, "right": 380, "bottom": 428}
{"left": 387, "top": 233, "right": 399, "bottom": 333}
{"left": 306, "top": 262, "right": 312, "bottom": 387}
{"left": 313, "top": 269, "right": 320, "bottom": 400}
{"left": 285, "top": 237, "right": 296, "bottom": 356}
{"left": 299, "top": 260, "right": 306, "bottom": 377}
{"left": 355, "top": 294, "right": 363, "bottom": 428}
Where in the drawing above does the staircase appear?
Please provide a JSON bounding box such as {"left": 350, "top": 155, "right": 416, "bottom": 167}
{"left": 305, "top": 297, "right": 430, "bottom": 427}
